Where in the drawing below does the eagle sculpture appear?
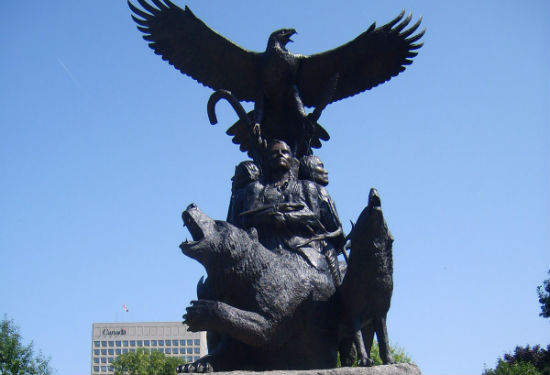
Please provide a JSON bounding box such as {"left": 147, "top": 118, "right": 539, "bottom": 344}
{"left": 129, "top": 0, "right": 424, "bottom": 158}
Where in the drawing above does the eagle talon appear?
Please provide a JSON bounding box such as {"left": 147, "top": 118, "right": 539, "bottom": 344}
{"left": 252, "top": 123, "right": 261, "bottom": 137}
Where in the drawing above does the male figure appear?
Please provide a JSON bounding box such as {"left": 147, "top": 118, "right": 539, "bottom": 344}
{"left": 227, "top": 161, "right": 260, "bottom": 222}
{"left": 229, "top": 140, "right": 344, "bottom": 270}
{"left": 299, "top": 155, "right": 329, "bottom": 186}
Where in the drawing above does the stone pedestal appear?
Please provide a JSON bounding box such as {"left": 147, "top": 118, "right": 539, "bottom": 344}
{"left": 204, "top": 364, "right": 421, "bottom": 375}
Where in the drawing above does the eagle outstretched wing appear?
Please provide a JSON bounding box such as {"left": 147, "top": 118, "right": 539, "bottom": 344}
{"left": 297, "top": 10, "right": 424, "bottom": 107}
{"left": 128, "top": 0, "right": 259, "bottom": 101}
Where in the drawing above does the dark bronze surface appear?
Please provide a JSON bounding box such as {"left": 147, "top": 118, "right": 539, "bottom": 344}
{"left": 127, "top": 1, "right": 424, "bottom": 372}
{"left": 129, "top": 0, "right": 423, "bottom": 158}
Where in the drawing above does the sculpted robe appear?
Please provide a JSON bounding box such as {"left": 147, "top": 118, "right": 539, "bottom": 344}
{"left": 228, "top": 177, "right": 344, "bottom": 270}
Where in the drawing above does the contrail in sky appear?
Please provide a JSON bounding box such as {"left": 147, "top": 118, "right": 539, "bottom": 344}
{"left": 57, "top": 57, "right": 81, "bottom": 88}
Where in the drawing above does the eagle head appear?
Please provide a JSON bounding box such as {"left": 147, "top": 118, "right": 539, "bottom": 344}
{"left": 268, "top": 28, "right": 297, "bottom": 51}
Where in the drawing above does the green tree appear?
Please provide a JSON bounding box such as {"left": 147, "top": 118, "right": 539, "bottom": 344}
{"left": 112, "top": 348, "right": 185, "bottom": 375}
{"left": 537, "top": 270, "right": 550, "bottom": 318}
{"left": 369, "top": 341, "right": 412, "bottom": 365}
{"left": 483, "top": 271, "right": 550, "bottom": 375}
{"left": 0, "top": 316, "right": 52, "bottom": 375}
{"left": 483, "top": 359, "right": 542, "bottom": 375}
{"left": 336, "top": 340, "right": 413, "bottom": 367}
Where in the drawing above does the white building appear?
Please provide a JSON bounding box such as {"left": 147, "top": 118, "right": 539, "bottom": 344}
{"left": 91, "top": 322, "right": 207, "bottom": 375}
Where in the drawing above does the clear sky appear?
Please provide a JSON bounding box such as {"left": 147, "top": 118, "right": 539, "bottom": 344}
{"left": 1, "top": 1, "right": 548, "bottom": 374}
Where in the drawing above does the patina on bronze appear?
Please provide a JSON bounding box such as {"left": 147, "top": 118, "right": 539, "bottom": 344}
{"left": 128, "top": 0, "right": 424, "bottom": 372}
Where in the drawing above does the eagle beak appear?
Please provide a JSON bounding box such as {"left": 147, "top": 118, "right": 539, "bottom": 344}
{"left": 287, "top": 29, "right": 297, "bottom": 43}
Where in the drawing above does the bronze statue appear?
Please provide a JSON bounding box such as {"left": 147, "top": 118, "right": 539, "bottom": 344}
{"left": 127, "top": 0, "right": 424, "bottom": 372}
{"left": 228, "top": 140, "right": 344, "bottom": 271}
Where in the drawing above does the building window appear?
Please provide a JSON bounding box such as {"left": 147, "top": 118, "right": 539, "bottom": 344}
{"left": 101, "top": 358, "right": 107, "bottom": 364}
{"left": 166, "top": 348, "right": 172, "bottom": 354}
{"left": 180, "top": 340, "right": 185, "bottom": 346}
{"left": 137, "top": 340, "right": 143, "bottom": 347}
{"left": 165, "top": 340, "right": 171, "bottom": 346}
{"left": 101, "top": 341, "right": 107, "bottom": 347}
{"left": 172, "top": 340, "right": 178, "bottom": 346}
{"left": 94, "top": 349, "right": 100, "bottom": 355}
{"left": 158, "top": 348, "right": 164, "bottom": 354}
{"left": 151, "top": 340, "right": 157, "bottom": 346}
{"left": 194, "top": 339, "right": 200, "bottom": 346}
{"left": 194, "top": 348, "right": 200, "bottom": 354}
{"left": 101, "top": 349, "right": 107, "bottom": 355}
{"left": 123, "top": 341, "right": 128, "bottom": 347}
{"left": 101, "top": 366, "right": 107, "bottom": 372}
{"left": 116, "top": 341, "right": 121, "bottom": 347}
{"left": 108, "top": 358, "right": 113, "bottom": 363}
{"left": 108, "top": 341, "right": 114, "bottom": 347}
{"left": 187, "top": 356, "right": 193, "bottom": 362}
{"left": 158, "top": 340, "right": 164, "bottom": 346}
{"left": 116, "top": 349, "right": 121, "bottom": 355}
{"left": 94, "top": 358, "right": 99, "bottom": 363}
{"left": 144, "top": 340, "right": 150, "bottom": 346}
{"left": 123, "top": 349, "right": 128, "bottom": 354}
{"left": 187, "top": 348, "right": 192, "bottom": 354}
{"left": 108, "top": 349, "right": 114, "bottom": 355}
{"left": 94, "top": 341, "right": 100, "bottom": 347}
{"left": 94, "top": 366, "right": 99, "bottom": 372}
{"left": 130, "top": 340, "right": 136, "bottom": 347}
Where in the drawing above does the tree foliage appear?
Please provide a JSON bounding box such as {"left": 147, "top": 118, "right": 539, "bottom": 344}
{"left": 336, "top": 340, "right": 412, "bottom": 367}
{"left": 112, "top": 348, "right": 185, "bottom": 375}
{"left": 483, "top": 359, "right": 542, "bottom": 375}
{"left": 482, "top": 272, "right": 550, "bottom": 375}
{"left": 482, "top": 345, "right": 550, "bottom": 375}
{"left": 537, "top": 270, "right": 550, "bottom": 319}
{"left": 0, "top": 316, "right": 52, "bottom": 375}
{"left": 369, "top": 341, "right": 412, "bottom": 366}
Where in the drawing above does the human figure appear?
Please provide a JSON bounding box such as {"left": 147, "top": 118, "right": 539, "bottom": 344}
{"left": 299, "top": 155, "right": 329, "bottom": 186}
{"left": 227, "top": 161, "right": 260, "bottom": 222}
{"left": 229, "top": 140, "right": 344, "bottom": 271}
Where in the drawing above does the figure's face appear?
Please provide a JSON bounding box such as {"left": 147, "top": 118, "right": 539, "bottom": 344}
{"left": 312, "top": 158, "right": 328, "bottom": 186}
{"left": 268, "top": 142, "right": 292, "bottom": 172}
{"left": 231, "top": 171, "right": 247, "bottom": 193}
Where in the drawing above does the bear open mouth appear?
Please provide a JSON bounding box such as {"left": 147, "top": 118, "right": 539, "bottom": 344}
{"left": 182, "top": 209, "right": 205, "bottom": 243}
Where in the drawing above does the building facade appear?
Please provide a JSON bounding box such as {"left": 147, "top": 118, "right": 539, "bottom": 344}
{"left": 91, "top": 322, "right": 207, "bottom": 375}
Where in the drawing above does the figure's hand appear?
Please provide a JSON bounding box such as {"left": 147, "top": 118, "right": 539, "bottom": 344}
{"left": 268, "top": 211, "right": 286, "bottom": 227}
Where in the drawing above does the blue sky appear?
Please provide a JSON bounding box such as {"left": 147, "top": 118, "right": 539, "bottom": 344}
{"left": 1, "top": 1, "right": 548, "bottom": 374}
